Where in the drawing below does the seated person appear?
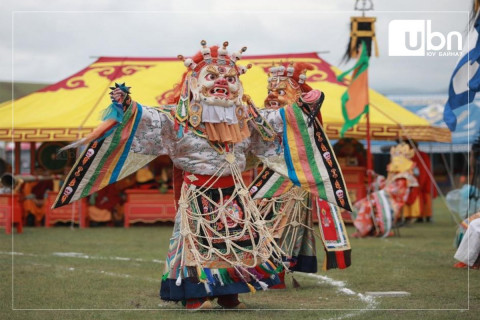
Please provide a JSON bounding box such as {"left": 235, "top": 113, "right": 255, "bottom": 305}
{"left": 88, "top": 183, "right": 123, "bottom": 226}
{"left": 0, "top": 161, "right": 14, "bottom": 194}
{"left": 22, "top": 167, "right": 53, "bottom": 226}
{"left": 333, "top": 138, "right": 366, "bottom": 167}
{"left": 454, "top": 212, "right": 480, "bottom": 269}
{"left": 135, "top": 166, "right": 159, "bottom": 190}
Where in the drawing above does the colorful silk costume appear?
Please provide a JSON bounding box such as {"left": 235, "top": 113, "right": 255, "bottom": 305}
{"left": 454, "top": 213, "right": 480, "bottom": 268}
{"left": 254, "top": 62, "right": 351, "bottom": 273}
{"left": 53, "top": 42, "right": 351, "bottom": 306}
{"left": 352, "top": 143, "right": 418, "bottom": 237}
{"left": 402, "top": 148, "right": 436, "bottom": 221}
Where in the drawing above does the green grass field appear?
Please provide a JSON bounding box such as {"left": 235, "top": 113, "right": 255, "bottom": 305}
{"left": 1, "top": 199, "right": 479, "bottom": 320}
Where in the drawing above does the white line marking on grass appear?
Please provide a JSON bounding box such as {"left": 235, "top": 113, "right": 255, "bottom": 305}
{"left": 152, "top": 259, "right": 165, "bottom": 264}
{"left": 53, "top": 252, "right": 90, "bottom": 259}
{"left": 28, "top": 262, "right": 160, "bottom": 283}
{"left": 1, "top": 251, "right": 165, "bottom": 264}
{"left": 339, "top": 288, "right": 355, "bottom": 295}
{"left": 299, "top": 273, "right": 378, "bottom": 319}
{"left": 113, "top": 257, "right": 131, "bottom": 261}
{"left": 82, "top": 268, "right": 160, "bottom": 282}
{"left": 365, "top": 291, "right": 411, "bottom": 297}
{"left": 383, "top": 239, "right": 406, "bottom": 248}
{"left": 0, "top": 251, "right": 28, "bottom": 256}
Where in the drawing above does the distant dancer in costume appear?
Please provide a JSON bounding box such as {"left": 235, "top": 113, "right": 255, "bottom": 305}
{"left": 402, "top": 141, "right": 436, "bottom": 223}
{"left": 352, "top": 142, "right": 418, "bottom": 237}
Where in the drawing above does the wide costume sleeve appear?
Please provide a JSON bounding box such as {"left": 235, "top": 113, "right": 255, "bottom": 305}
{"left": 52, "top": 101, "right": 175, "bottom": 208}
{"left": 248, "top": 99, "right": 353, "bottom": 212}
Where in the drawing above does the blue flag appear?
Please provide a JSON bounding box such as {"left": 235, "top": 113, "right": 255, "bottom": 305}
{"left": 444, "top": 13, "right": 480, "bottom": 131}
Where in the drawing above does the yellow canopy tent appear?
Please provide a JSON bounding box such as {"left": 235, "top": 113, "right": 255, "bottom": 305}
{"left": 0, "top": 53, "right": 450, "bottom": 142}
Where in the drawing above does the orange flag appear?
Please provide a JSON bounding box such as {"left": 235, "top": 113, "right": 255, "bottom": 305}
{"left": 337, "top": 41, "right": 370, "bottom": 137}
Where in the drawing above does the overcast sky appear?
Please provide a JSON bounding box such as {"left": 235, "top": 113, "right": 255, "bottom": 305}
{"left": 0, "top": 0, "right": 473, "bottom": 95}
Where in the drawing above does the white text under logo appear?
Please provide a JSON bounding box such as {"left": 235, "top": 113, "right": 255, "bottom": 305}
{"left": 388, "top": 20, "right": 462, "bottom": 57}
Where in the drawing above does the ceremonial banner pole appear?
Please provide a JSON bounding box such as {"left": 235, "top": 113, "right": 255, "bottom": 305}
{"left": 343, "top": 0, "right": 378, "bottom": 185}
{"left": 365, "top": 68, "right": 373, "bottom": 185}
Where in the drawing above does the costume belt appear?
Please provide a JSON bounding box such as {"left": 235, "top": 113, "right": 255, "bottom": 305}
{"left": 183, "top": 172, "right": 235, "bottom": 188}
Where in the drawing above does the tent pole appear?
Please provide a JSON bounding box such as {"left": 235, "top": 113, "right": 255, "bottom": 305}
{"left": 29, "top": 142, "right": 35, "bottom": 174}
{"left": 14, "top": 142, "right": 21, "bottom": 175}
{"left": 366, "top": 72, "right": 373, "bottom": 185}
{"left": 450, "top": 143, "right": 454, "bottom": 186}
{"left": 430, "top": 143, "right": 434, "bottom": 218}
{"left": 440, "top": 152, "right": 456, "bottom": 189}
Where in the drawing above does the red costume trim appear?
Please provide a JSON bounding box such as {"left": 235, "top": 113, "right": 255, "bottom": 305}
{"left": 183, "top": 172, "right": 235, "bottom": 189}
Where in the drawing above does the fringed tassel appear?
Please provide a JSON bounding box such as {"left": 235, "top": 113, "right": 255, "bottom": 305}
{"left": 204, "top": 268, "right": 215, "bottom": 284}
{"left": 175, "top": 277, "right": 182, "bottom": 286}
{"left": 246, "top": 283, "right": 256, "bottom": 294}
{"left": 175, "top": 274, "right": 182, "bottom": 286}
{"left": 219, "top": 268, "right": 234, "bottom": 285}
{"left": 161, "top": 271, "right": 169, "bottom": 281}
{"left": 213, "top": 270, "right": 224, "bottom": 286}
{"left": 258, "top": 280, "right": 269, "bottom": 291}
{"left": 274, "top": 265, "right": 284, "bottom": 273}
{"left": 196, "top": 266, "right": 212, "bottom": 293}
{"left": 198, "top": 267, "right": 207, "bottom": 282}
{"left": 204, "top": 282, "right": 212, "bottom": 294}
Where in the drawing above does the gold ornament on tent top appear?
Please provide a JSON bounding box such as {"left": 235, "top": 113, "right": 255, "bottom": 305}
{"left": 345, "top": 0, "right": 379, "bottom": 60}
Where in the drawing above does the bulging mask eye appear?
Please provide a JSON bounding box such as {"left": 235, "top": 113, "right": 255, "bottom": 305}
{"left": 205, "top": 73, "right": 217, "bottom": 81}
{"left": 278, "top": 90, "right": 286, "bottom": 96}
{"left": 226, "top": 76, "right": 236, "bottom": 84}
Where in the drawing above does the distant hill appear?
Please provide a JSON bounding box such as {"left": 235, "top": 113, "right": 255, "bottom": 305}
{"left": 0, "top": 81, "right": 50, "bottom": 103}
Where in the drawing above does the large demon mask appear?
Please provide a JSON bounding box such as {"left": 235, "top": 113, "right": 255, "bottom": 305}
{"left": 175, "top": 41, "right": 252, "bottom": 143}
{"left": 264, "top": 62, "right": 314, "bottom": 110}
{"left": 191, "top": 63, "right": 243, "bottom": 108}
